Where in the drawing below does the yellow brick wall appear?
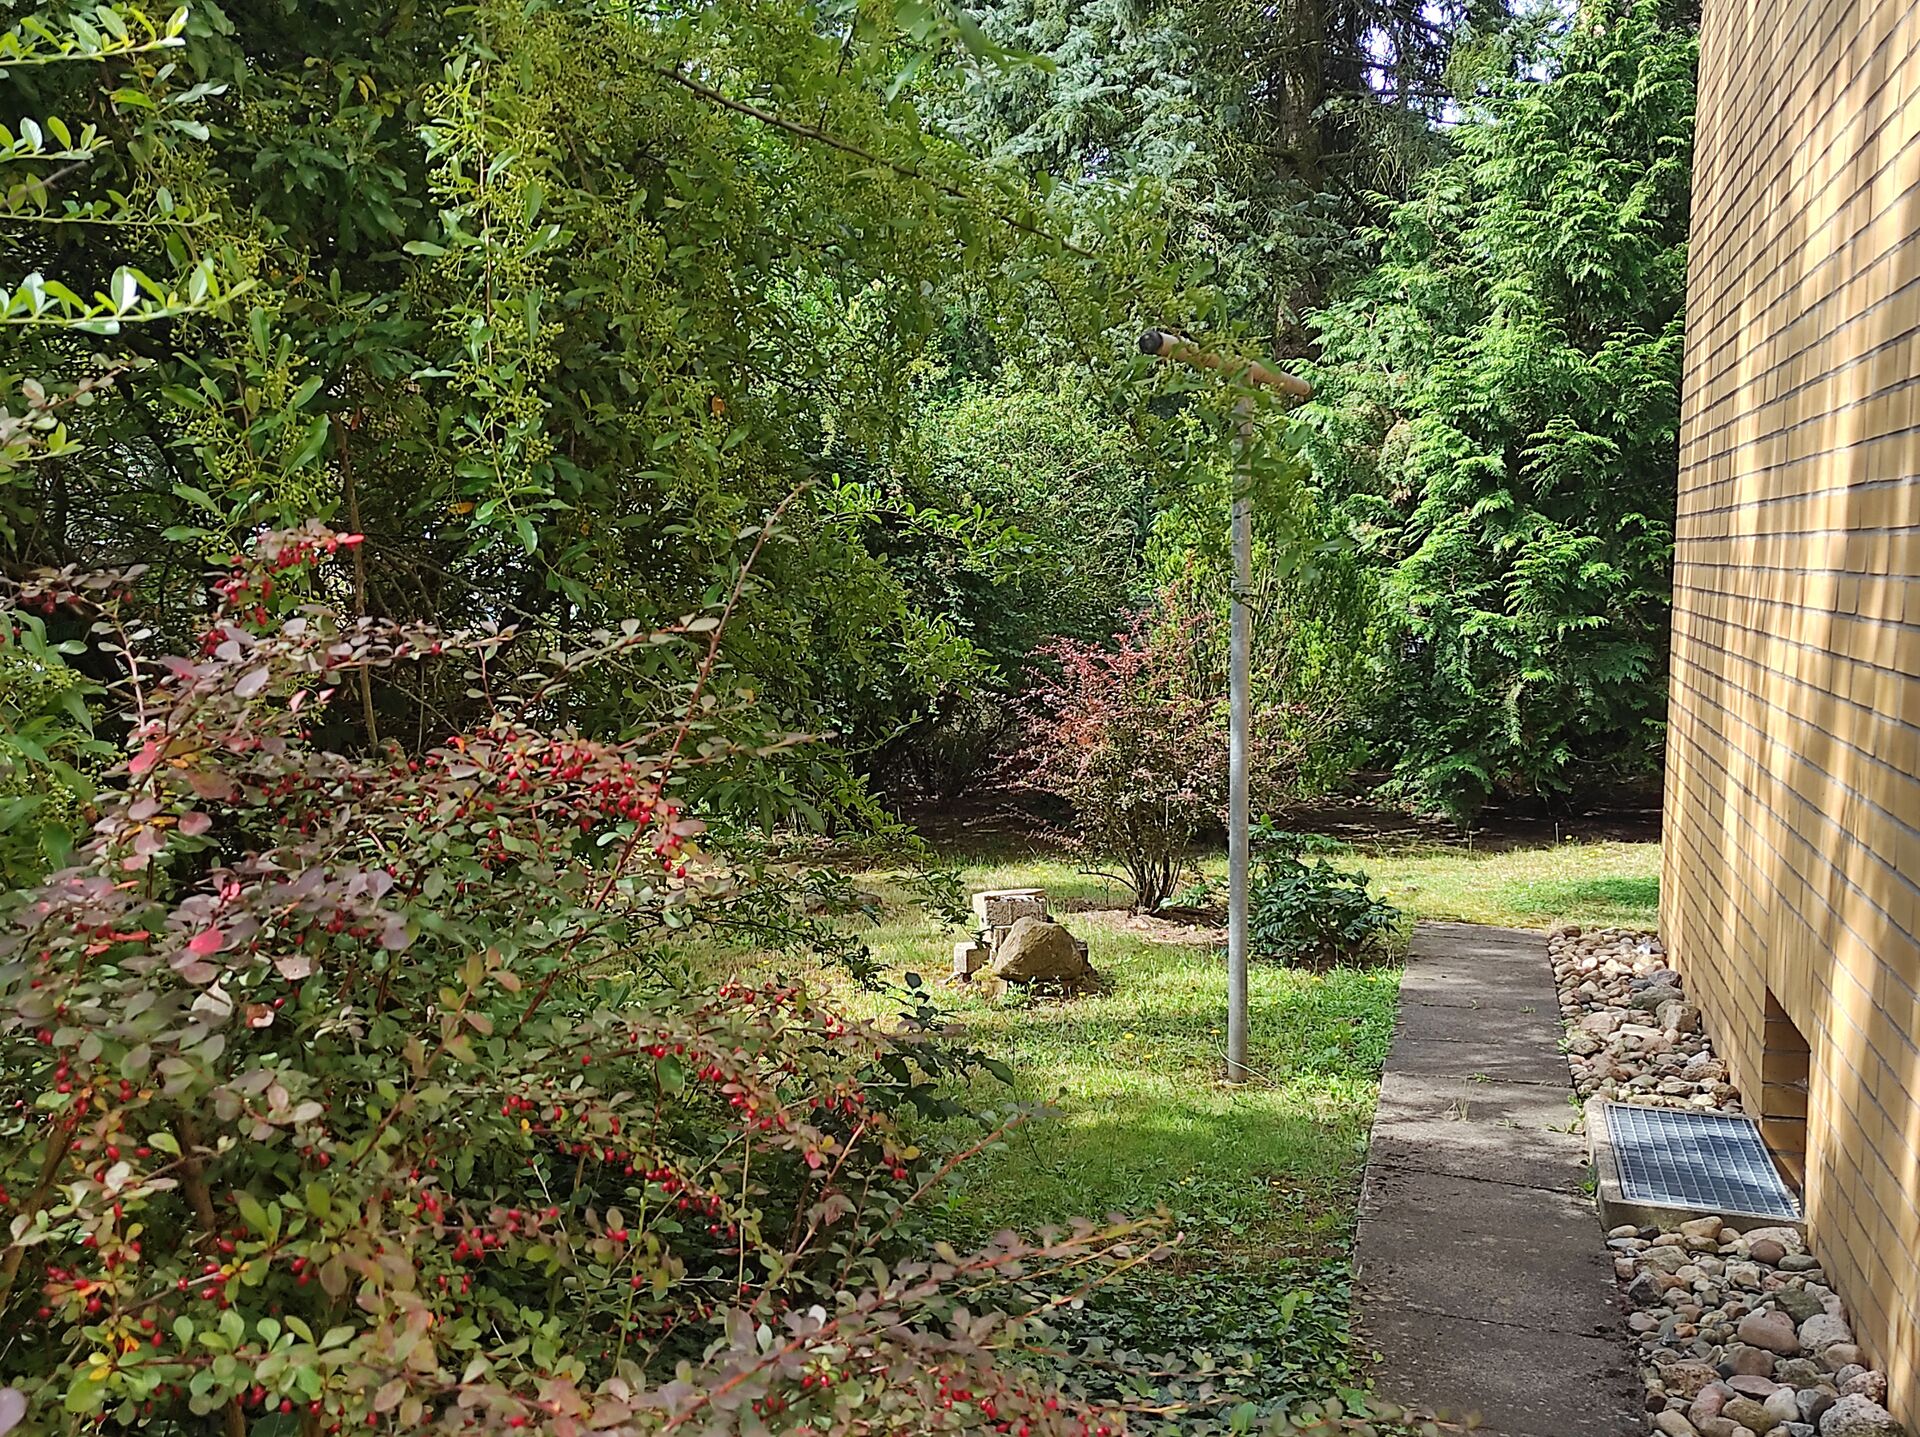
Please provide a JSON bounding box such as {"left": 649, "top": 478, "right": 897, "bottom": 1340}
{"left": 1664, "top": 0, "right": 1920, "bottom": 1416}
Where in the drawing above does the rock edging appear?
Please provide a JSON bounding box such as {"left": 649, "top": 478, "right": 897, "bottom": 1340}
{"left": 1550, "top": 927, "right": 1905, "bottom": 1437}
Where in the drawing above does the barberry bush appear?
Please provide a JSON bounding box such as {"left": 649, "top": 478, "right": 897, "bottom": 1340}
{"left": 0, "top": 524, "right": 1175, "bottom": 1437}
{"left": 1016, "top": 595, "right": 1229, "bottom": 913}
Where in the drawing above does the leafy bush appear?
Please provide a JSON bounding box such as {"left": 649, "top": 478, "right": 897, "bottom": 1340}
{"left": 1248, "top": 825, "right": 1399, "bottom": 969}
{"left": 1017, "top": 598, "right": 1228, "bottom": 911}
{"left": 0, "top": 526, "right": 1171, "bottom": 1436}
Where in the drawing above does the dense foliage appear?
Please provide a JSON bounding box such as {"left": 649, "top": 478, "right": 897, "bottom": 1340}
{"left": 1303, "top": 0, "right": 1695, "bottom": 815}
{"left": 866, "top": 377, "right": 1161, "bottom": 801}
{"left": 1247, "top": 825, "right": 1399, "bottom": 969}
{"left": 928, "top": 0, "right": 1481, "bottom": 339}
{"left": 0, "top": 525, "right": 1188, "bottom": 1435}
{"left": 0, "top": 0, "right": 1220, "bottom": 844}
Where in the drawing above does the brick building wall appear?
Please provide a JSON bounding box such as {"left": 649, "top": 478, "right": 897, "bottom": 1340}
{"left": 1662, "top": 0, "right": 1920, "bottom": 1416}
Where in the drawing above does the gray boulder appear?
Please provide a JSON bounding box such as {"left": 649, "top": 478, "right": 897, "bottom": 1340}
{"left": 989, "top": 917, "right": 1093, "bottom": 985}
{"left": 1799, "top": 1392, "right": 1838, "bottom": 1428}
{"left": 1799, "top": 1314, "right": 1855, "bottom": 1353}
{"left": 1776, "top": 1289, "right": 1827, "bottom": 1323}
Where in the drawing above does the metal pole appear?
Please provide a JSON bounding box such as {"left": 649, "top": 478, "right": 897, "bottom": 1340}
{"left": 1135, "top": 329, "right": 1311, "bottom": 1088}
{"left": 1226, "top": 401, "right": 1254, "bottom": 1083}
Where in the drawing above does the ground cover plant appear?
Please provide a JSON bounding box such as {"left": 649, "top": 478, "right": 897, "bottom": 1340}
{"left": 1248, "top": 827, "right": 1400, "bottom": 970}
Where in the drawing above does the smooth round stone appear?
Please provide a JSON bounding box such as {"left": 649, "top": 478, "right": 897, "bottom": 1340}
{"left": 1750, "top": 1238, "right": 1788, "bottom": 1265}
{"left": 1762, "top": 1389, "right": 1800, "bottom": 1426}
{"left": 1729, "top": 1375, "right": 1784, "bottom": 1397}
{"left": 1719, "top": 1396, "right": 1771, "bottom": 1432}
{"left": 1821, "top": 1344, "right": 1863, "bottom": 1372}
{"left": 1656, "top": 1412, "right": 1704, "bottom": 1437}
{"left": 1737, "top": 1309, "right": 1801, "bottom": 1356}
{"left": 1778, "top": 1254, "right": 1819, "bottom": 1272}
{"left": 1726, "top": 1344, "right": 1781, "bottom": 1377}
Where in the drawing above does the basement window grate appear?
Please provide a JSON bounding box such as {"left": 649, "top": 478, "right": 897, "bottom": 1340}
{"left": 1604, "top": 1103, "right": 1802, "bottom": 1220}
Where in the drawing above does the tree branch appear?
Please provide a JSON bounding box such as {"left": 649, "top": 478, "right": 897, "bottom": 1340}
{"left": 650, "top": 65, "right": 1093, "bottom": 259}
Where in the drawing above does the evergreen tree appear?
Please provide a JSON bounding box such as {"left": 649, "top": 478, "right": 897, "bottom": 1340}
{"left": 1303, "top": 0, "right": 1694, "bottom": 815}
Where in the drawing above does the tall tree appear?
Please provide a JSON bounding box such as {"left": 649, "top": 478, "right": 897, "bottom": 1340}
{"left": 925, "top": 0, "right": 1483, "bottom": 344}
{"left": 1302, "top": 0, "right": 1695, "bottom": 815}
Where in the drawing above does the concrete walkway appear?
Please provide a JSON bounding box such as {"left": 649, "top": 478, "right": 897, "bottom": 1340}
{"left": 1354, "top": 922, "right": 1643, "bottom": 1436}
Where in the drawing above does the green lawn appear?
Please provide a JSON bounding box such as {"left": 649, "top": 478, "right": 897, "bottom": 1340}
{"left": 824, "top": 855, "right": 1393, "bottom": 1409}
{"left": 1332, "top": 839, "right": 1660, "bottom": 932}
{"left": 812, "top": 835, "right": 1659, "bottom": 1413}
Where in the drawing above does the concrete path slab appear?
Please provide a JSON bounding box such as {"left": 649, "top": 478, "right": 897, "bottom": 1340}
{"left": 1360, "top": 1306, "right": 1644, "bottom": 1437}
{"left": 1368, "top": 1073, "right": 1591, "bottom": 1192}
{"left": 1354, "top": 922, "right": 1641, "bottom": 1437}
{"left": 1396, "top": 922, "right": 1564, "bottom": 1012}
{"left": 1385, "top": 1029, "right": 1571, "bottom": 1087}
{"left": 1387, "top": 991, "right": 1568, "bottom": 1050}
{"left": 1357, "top": 1169, "right": 1621, "bottom": 1334}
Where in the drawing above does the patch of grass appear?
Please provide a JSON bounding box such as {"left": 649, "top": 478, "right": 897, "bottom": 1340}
{"left": 846, "top": 890, "right": 1396, "bottom": 1251}
{"left": 815, "top": 855, "right": 1397, "bottom": 1413}
{"left": 1344, "top": 841, "right": 1660, "bottom": 930}
{"left": 801, "top": 833, "right": 1651, "bottom": 1412}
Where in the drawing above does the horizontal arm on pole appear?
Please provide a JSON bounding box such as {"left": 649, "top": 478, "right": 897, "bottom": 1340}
{"left": 1137, "top": 328, "right": 1313, "bottom": 401}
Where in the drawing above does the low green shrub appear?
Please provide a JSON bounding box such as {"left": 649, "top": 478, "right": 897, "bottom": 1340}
{"left": 1248, "top": 825, "right": 1399, "bottom": 969}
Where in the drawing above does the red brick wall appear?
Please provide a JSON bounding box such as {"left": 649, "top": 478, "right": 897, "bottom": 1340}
{"left": 1663, "top": 0, "right": 1920, "bottom": 1416}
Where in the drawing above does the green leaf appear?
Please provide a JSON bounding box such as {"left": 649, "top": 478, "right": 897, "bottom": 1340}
{"left": 234, "top": 1189, "right": 271, "bottom": 1235}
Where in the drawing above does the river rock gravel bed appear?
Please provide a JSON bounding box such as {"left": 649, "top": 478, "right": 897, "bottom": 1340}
{"left": 1549, "top": 927, "right": 1906, "bottom": 1437}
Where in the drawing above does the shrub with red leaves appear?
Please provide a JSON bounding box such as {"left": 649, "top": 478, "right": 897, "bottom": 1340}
{"left": 1016, "top": 597, "right": 1230, "bottom": 912}
{"left": 0, "top": 524, "right": 1167, "bottom": 1436}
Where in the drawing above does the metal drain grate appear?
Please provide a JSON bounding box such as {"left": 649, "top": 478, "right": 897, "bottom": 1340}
{"left": 1604, "top": 1103, "right": 1802, "bottom": 1220}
